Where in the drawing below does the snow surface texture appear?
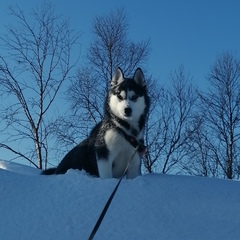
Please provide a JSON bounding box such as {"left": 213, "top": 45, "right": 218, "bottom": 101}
{"left": 0, "top": 160, "right": 240, "bottom": 240}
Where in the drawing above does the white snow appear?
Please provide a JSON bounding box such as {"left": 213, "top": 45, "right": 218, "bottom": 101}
{"left": 0, "top": 160, "right": 240, "bottom": 240}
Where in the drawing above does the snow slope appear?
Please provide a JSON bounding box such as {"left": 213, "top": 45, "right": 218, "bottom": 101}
{"left": 0, "top": 160, "right": 240, "bottom": 240}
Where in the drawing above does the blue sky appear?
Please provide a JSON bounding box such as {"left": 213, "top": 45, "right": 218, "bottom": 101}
{"left": 1, "top": 0, "right": 240, "bottom": 163}
{"left": 2, "top": 0, "right": 240, "bottom": 87}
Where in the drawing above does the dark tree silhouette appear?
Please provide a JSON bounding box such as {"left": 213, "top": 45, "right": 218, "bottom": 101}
{"left": 198, "top": 53, "right": 240, "bottom": 179}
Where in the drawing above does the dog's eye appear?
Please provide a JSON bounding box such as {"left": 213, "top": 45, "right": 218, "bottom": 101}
{"left": 117, "top": 94, "right": 123, "bottom": 100}
{"left": 130, "top": 95, "right": 138, "bottom": 101}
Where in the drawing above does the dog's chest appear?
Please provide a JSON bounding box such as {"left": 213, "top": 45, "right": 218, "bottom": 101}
{"left": 104, "top": 129, "right": 131, "bottom": 151}
{"left": 103, "top": 129, "right": 139, "bottom": 177}
{"left": 103, "top": 129, "right": 141, "bottom": 158}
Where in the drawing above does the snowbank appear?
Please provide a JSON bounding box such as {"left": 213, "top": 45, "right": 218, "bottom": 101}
{"left": 0, "top": 160, "right": 239, "bottom": 240}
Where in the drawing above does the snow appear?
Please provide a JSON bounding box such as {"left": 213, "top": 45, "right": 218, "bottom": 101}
{"left": 0, "top": 160, "right": 240, "bottom": 240}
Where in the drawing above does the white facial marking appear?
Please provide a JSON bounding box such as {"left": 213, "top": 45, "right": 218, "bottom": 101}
{"left": 118, "top": 90, "right": 126, "bottom": 100}
{"left": 109, "top": 89, "right": 145, "bottom": 127}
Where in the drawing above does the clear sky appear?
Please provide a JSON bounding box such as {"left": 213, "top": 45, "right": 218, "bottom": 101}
{"left": 1, "top": 0, "right": 240, "bottom": 87}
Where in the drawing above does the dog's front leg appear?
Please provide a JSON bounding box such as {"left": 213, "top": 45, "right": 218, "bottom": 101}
{"left": 126, "top": 154, "right": 141, "bottom": 179}
{"left": 97, "top": 157, "right": 113, "bottom": 179}
{"left": 96, "top": 145, "right": 113, "bottom": 178}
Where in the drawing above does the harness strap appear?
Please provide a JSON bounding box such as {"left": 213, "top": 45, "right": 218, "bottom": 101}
{"left": 88, "top": 127, "right": 147, "bottom": 239}
{"left": 88, "top": 177, "right": 122, "bottom": 240}
{"left": 116, "top": 127, "right": 147, "bottom": 156}
{"left": 88, "top": 148, "right": 138, "bottom": 240}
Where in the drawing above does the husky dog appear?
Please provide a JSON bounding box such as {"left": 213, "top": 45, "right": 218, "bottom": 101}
{"left": 42, "top": 67, "right": 150, "bottom": 179}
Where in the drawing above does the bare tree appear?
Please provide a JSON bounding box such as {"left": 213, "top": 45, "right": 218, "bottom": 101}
{"left": 142, "top": 80, "right": 164, "bottom": 173}
{"left": 143, "top": 66, "right": 198, "bottom": 174}
{"left": 198, "top": 53, "right": 240, "bottom": 179}
{"left": 54, "top": 8, "right": 150, "bottom": 147}
{"left": 181, "top": 115, "right": 220, "bottom": 177}
{"left": 89, "top": 8, "right": 150, "bottom": 87}
{"left": 0, "top": 4, "right": 80, "bottom": 169}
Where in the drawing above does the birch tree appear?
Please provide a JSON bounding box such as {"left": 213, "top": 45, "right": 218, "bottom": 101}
{"left": 0, "top": 3, "right": 80, "bottom": 168}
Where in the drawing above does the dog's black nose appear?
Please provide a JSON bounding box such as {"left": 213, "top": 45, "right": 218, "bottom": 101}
{"left": 124, "top": 107, "right": 132, "bottom": 116}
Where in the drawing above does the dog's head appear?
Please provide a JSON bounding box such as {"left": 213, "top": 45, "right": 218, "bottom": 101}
{"left": 108, "top": 67, "right": 149, "bottom": 124}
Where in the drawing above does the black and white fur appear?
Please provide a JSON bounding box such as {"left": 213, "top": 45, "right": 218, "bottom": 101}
{"left": 42, "top": 67, "right": 150, "bottom": 179}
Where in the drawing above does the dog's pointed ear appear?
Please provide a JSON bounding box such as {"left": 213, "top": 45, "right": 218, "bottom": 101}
{"left": 133, "top": 68, "right": 146, "bottom": 87}
{"left": 111, "top": 67, "right": 124, "bottom": 87}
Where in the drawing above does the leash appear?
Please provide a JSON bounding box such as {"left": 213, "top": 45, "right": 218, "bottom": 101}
{"left": 88, "top": 148, "right": 138, "bottom": 240}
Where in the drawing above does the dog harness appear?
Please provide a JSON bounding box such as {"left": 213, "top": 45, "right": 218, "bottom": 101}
{"left": 116, "top": 127, "right": 147, "bottom": 156}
